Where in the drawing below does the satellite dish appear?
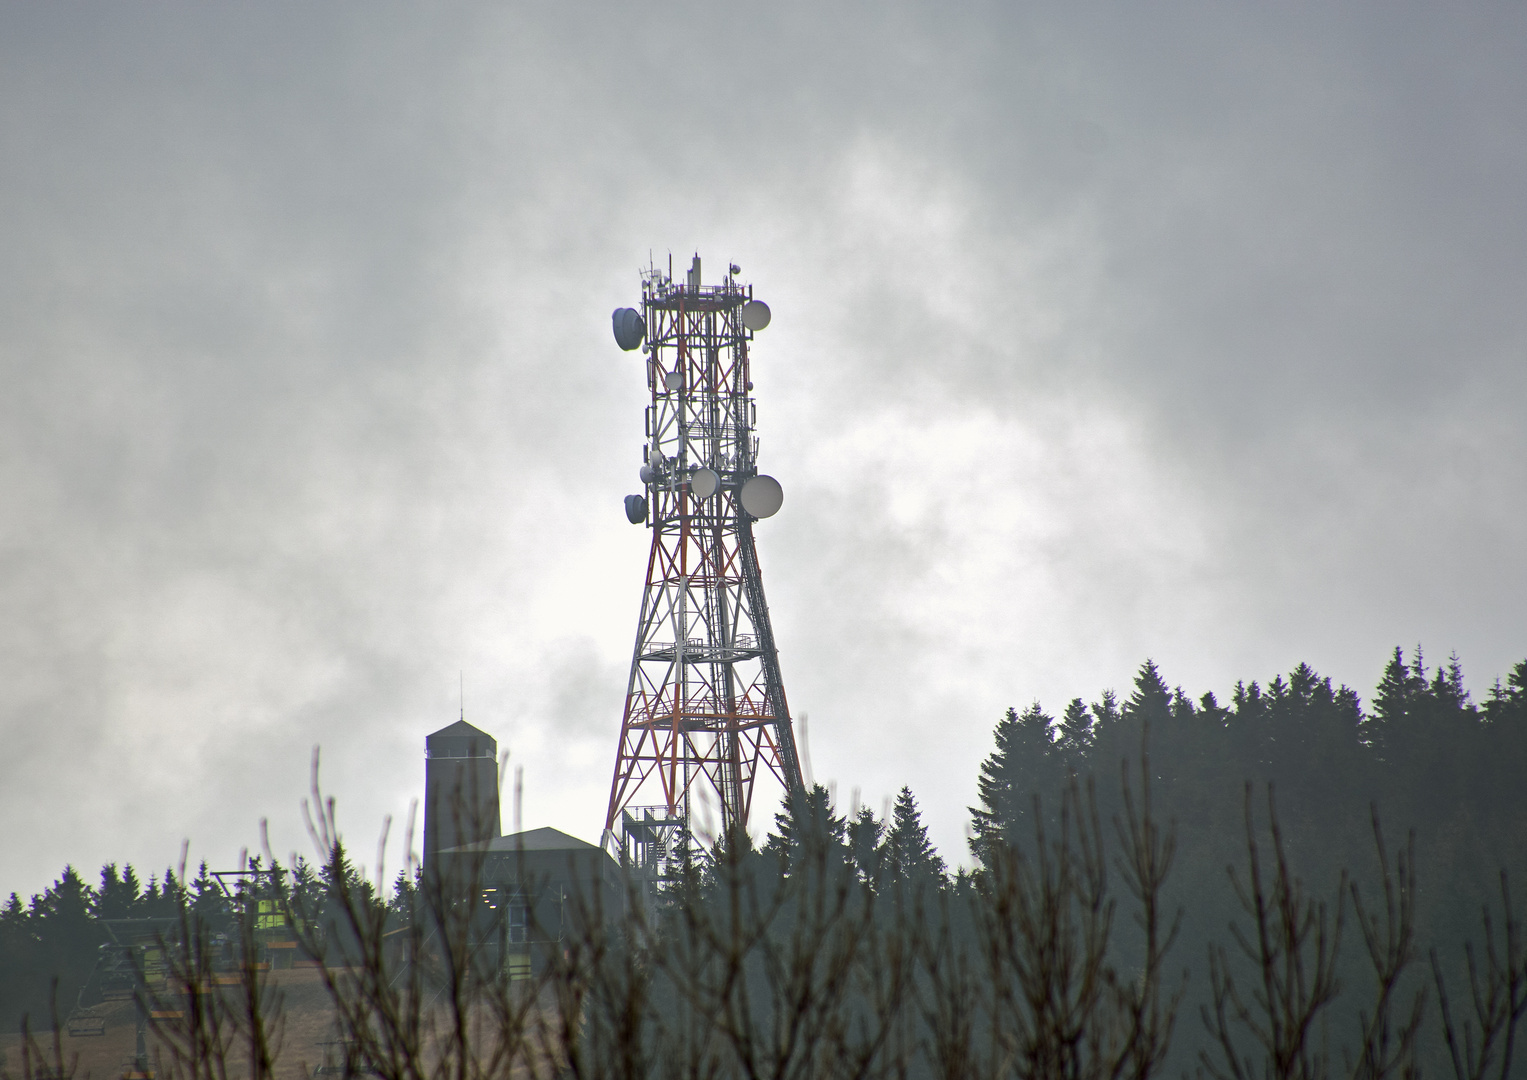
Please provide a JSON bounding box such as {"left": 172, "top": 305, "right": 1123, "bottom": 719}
{"left": 691, "top": 468, "right": 719, "bottom": 499}
{"left": 624, "top": 494, "right": 647, "bottom": 524}
{"left": 612, "top": 308, "right": 646, "bottom": 351}
{"left": 740, "top": 475, "right": 783, "bottom": 518}
{"left": 663, "top": 370, "right": 683, "bottom": 392}
{"left": 639, "top": 464, "right": 656, "bottom": 485}
{"left": 741, "top": 300, "right": 771, "bottom": 332}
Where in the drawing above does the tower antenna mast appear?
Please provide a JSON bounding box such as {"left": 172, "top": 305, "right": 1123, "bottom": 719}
{"left": 605, "top": 255, "right": 804, "bottom": 875}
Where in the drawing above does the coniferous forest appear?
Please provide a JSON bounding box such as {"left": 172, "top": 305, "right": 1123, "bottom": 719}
{"left": 2, "top": 645, "right": 1525, "bottom": 1079}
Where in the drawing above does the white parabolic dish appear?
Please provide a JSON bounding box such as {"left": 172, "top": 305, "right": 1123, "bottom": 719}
{"left": 740, "top": 475, "right": 783, "bottom": 518}
{"left": 691, "top": 468, "right": 720, "bottom": 499}
{"left": 741, "top": 300, "right": 771, "bottom": 331}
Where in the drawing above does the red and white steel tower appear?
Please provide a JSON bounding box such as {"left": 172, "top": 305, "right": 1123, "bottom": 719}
{"left": 604, "top": 255, "right": 804, "bottom": 869}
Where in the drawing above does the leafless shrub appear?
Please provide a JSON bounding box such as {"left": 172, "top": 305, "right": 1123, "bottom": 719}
{"left": 1201, "top": 785, "right": 1347, "bottom": 1080}
{"left": 1200, "top": 791, "right": 1434, "bottom": 1080}
{"left": 6, "top": 750, "right": 1192, "bottom": 1080}
{"left": 1347, "top": 811, "right": 1424, "bottom": 1080}
{"left": 100, "top": 747, "right": 1527, "bottom": 1080}
{"left": 916, "top": 889, "right": 980, "bottom": 1080}
{"left": 149, "top": 877, "right": 285, "bottom": 1080}
{"left": 15, "top": 990, "right": 74, "bottom": 1080}
{"left": 287, "top": 755, "right": 558, "bottom": 1080}
{"left": 564, "top": 822, "right": 913, "bottom": 1080}
{"left": 1431, "top": 872, "right": 1527, "bottom": 1080}
{"left": 971, "top": 752, "right": 1183, "bottom": 1080}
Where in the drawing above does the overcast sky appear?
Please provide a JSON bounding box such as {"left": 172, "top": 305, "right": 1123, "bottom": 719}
{"left": 2, "top": 3, "right": 1524, "bottom": 901}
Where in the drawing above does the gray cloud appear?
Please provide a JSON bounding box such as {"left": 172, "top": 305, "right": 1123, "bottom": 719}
{"left": 1, "top": 2, "right": 1524, "bottom": 895}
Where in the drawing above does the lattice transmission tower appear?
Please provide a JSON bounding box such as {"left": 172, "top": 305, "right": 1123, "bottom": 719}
{"left": 604, "top": 255, "right": 805, "bottom": 872}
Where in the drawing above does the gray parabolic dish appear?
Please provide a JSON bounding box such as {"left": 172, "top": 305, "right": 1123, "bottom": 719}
{"left": 612, "top": 307, "right": 646, "bottom": 351}
{"left": 691, "top": 468, "right": 719, "bottom": 499}
{"left": 740, "top": 475, "right": 783, "bottom": 518}
{"left": 663, "top": 370, "right": 683, "bottom": 391}
{"left": 741, "top": 300, "right": 771, "bottom": 331}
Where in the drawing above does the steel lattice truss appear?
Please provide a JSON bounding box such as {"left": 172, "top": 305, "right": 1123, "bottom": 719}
{"left": 605, "top": 260, "right": 804, "bottom": 847}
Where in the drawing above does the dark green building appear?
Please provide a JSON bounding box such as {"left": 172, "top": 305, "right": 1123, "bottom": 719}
{"left": 439, "top": 826, "right": 626, "bottom": 978}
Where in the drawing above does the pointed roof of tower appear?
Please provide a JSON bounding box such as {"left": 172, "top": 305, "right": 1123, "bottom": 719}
{"left": 426, "top": 719, "right": 497, "bottom": 758}
{"left": 428, "top": 719, "right": 492, "bottom": 741}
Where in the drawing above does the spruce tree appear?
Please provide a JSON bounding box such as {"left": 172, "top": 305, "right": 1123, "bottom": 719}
{"left": 140, "top": 871, "right": 181, "bottom": 919}
{"left": 1482, "top": 659, "right": 1527, "bottom": 825}
{"left": 291, "top": 857, "right": 325, "bottom": 917}
{"left": 190, "top": 860, "right": 229, "bottom": 928}
{"left": 387, "top": 868, "right": 420, "bottom": 930}
{"left": 97, "top": 863, "right": 143, "bottom": 920}
{"left": 31, "top": 867, "right": 100, "bottom": 1023}
{"left": 1365, "top": 646, "right": 1426, "bottom": 763}
{"left": 846, "top": 806, "right": 884, "bottom": 887}
{"left": 969, "top": 703, "right": 1058, "bottom": 870}
{"left": 1091, "top": 689, "right": 1121, "bottom": 730}
{"left": 1124, "top": 660, "right": 1172, "bottom": 722}
{"left": 1088, "top": 689, "right": 1123, "bottom": 765}
{"left": 1056, "top": 697, "right": 1094, "bottom": 770}
{"left": 882, "top": 787, "right": 945, "bottom": 888}
{"left": 159, "top": 867, "right": 184, "bottom": 914}
{"left": 762, "top": 783, "right": 846, "bottom": 876}
{"left": 1485, "top": 660, "right": 1527, "bottom": 723}
{"left": 1198, "top": 690, "right": 1228, "bottom": 723}
{"left": 0, "top": 892, "right": 37, "bottom": 1030}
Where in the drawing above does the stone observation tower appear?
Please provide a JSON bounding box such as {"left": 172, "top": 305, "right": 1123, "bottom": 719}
{"left": 423, "top": 719, "right": 500, "bottom": 870}
{"left": 604, "top": 255, "right": 805, "bottom": 875}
